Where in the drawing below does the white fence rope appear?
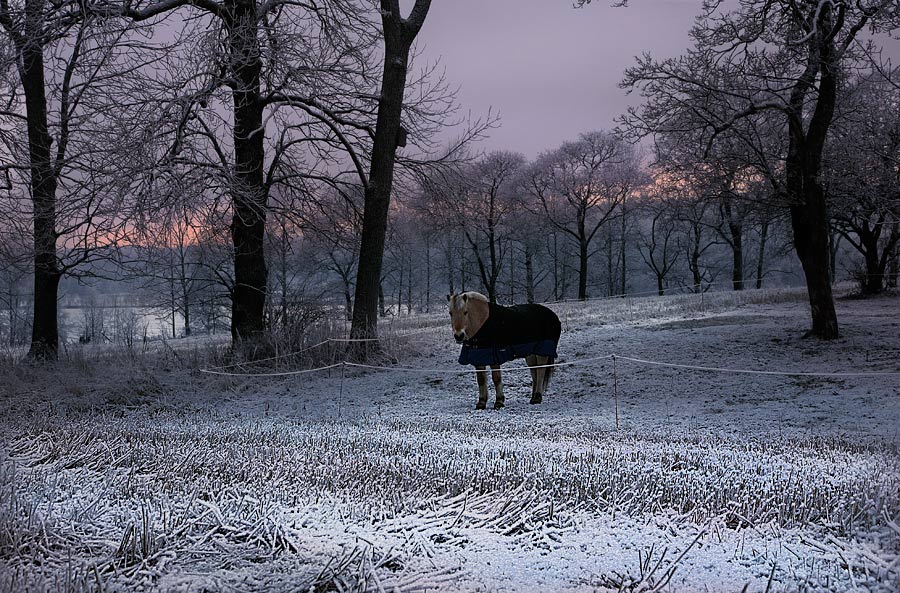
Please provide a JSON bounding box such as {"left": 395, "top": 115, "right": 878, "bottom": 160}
{"left": 199, "top": 362, "right": 346, "bottom": 378}
{"left": 612, "top": 355, "right": 900, "bottom": 378}
{"left": 203, "top": 340, "right": 332, "bottom": 372}
{"left": 344, "top": 354, "right": 615, "bottom": 374}
{"left": 203, "top": 326, "right": 441, "bottom": 373}
{"left": 199, "top": 351, "right": 900, "bottom": 379}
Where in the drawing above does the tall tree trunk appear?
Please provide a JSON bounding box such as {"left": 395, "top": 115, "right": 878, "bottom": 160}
{"left": 620, "top": 197, "right": 627, "bottom": 295}
{"left": 31, "top": 269, "right": 60, "bottom": 358}
{"left": 785, "top": 10, "right": 840, "bottom": 339}
{"left": 606, "top": 231, "right": 614, "bottom": 296}
{"left": 887, "top": 235, "right": 899, "bottom": 288}
{"left": 122, "top": 0, "right": 270, "bottom": 356}
{"left": 406, "top": 253, "right": 412, "bottom": 314}
{"left": 508, "top": 240, "right": 515, "bottom": 302}
{"left": 350, "top": 0, "right": 431, "bottom": 347}
{"left": 460, "top": 247, "right": 468, "bottom": 292}
{"left": 829, "top": 228, "right": 841, "bottom": 283}
{"left": 729, "top": 222, "right": 744, "bottom": 290}
{"left": 862, "top": 241, "right": 882, "bottom": 294}
{"left": 721, "top": 200, "right": 744, "bottom": 291}
{"left": 467, "top": 233, "right": 495, "bottom": 303}
{"left": 850, "top": 220, "right": 900, "bottom": 296}
{"left": 227, "top": 0, "right": 269, "bottom": 355}
{"left": 13, "top": 0, "right": 61, "bottom": 360}
{"left": 756, "top": 221, "right": 768, "bottom": 289}
{"left": 487, "top": 227, "right": 500, "bottom": 303}
{"left": 184, "top": 294, "right": 191, "bottom": 337}
{"left": 487, "top": 198, "right": 499, "bottom": 302}
{"left": 552, "top": 234, "right": 559, "bottom": 301}
{"left": 397, "top": 261, "right": 403, "bottom": 315}
{"left": 424, "top": 234, "right": 431, "bottom": 311}
{"left": 788, "top": 138, "right": 838, "bottom": 338}
{"left": 790, "top": 191, "right": 838, "bottom": 338}
{"left": 279, "top": 224, "right": 288, "bottom": 326}
{"left": 578, "top": 240, "right": 588, "bottom": 300}
{"left": 444, "top": 239, "right": 454, "bottom": 294}
{"left": 344, "top": 280, "right": 353, "bottom": 321}
{"left": 524, "top": 242, "right": 535, "bottom": 304}
{"left": 691, "top": 251, "right": 702, "bottom": 292}
{"left": 171, "top": 295, "right": 177, "bottom": 339}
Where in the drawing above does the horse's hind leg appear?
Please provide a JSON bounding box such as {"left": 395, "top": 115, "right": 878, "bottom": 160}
{"left": 491, "top": 365, "right": 504, "bottom": 409}
{"left": 530, "top": 355, "right": 549, "bottom": 405}
{"left": 526, "top": 355, "right": 539, "bottom": 401}
{"left": 475, "top": 366, "right": 489, "bottom": 410}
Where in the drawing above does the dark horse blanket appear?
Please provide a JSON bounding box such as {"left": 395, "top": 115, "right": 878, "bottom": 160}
{"left": 458, "top": 303, "right": 561, "bottom": 366}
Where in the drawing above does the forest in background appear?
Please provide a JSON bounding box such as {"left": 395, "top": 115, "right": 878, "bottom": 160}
{"left": 1, "top": 0, "right": 898, "bottom": 357}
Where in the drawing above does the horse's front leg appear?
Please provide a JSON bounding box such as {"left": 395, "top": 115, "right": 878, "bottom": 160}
{"left": 491, "top": 364, "right": 504, "bottom": 409}
{"left": 475, "top": 366, "right": 489, "bottom": 410}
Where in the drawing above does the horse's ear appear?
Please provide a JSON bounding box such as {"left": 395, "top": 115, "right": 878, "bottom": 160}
{"left": 462, "top": 294, "right": 468, "bottom": 302}
{"left": 446, "top": 294, "right": 452, "bottom": 302}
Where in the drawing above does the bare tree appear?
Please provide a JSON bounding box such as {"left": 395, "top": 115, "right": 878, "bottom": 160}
{"left": 302, "top": 186, "right": 363, "bottom": 321}
{"left": 423, "top": 151, "right": 525, "bottom": 303}
{"left": 695, "top": 157, "right": 761, "bottom": 292}
{"left": 637, "top": 195, "right": 680, "bottom": 296}
{"left": 680, "top": 202, "right": 719, "bottom": 292}
{"left": 0, "top": 243, "right": 30, "bottom": 347}
{"left": 349, "top": 0, "right": 431, "bottom": 342}
{"left": 0, "top": 2, "right": 165, "bottom": 359}
{"left": 828, "top": 72, "right": 900, "bottom": 294}
{"left": 526, "top": 131, "right": 641, "bottom": 300}
{"left": 506, "top": 196, "right": 551, "bottom": 304}
{"left": 100, "top": 0, "right": 387, "bottom": 358}
{"left": 621, "top": 0, "right": 900, "bottom": 338}
{"left": 130, "top": 184, "right": 216, "bottom": 338}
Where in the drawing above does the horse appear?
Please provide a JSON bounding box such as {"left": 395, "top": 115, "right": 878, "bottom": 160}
{"left": 448, "top": 292, "right": 562, "bottom": 410}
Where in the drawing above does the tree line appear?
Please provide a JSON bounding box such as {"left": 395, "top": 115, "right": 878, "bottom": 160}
{"left": 1, "top": 0, "right": 898, "bottom": 360}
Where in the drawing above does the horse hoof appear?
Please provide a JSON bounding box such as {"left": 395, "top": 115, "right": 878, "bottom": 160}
{"left": 493, "top": 401, "right": 505, "bottom": 410}
{"left": 529, "top": 395, "right": 542, "bottom": 405}
{"left": 475, "top": 403, "right": 487, "bottom": 410}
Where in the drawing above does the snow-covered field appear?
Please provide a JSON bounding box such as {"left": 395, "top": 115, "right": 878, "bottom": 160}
{"left": 1, "top": 289, "right": 899, "bottom": 592}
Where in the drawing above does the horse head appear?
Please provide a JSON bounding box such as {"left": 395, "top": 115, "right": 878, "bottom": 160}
{"left": 447, "top": 292, "right": 489, "bottom": 343}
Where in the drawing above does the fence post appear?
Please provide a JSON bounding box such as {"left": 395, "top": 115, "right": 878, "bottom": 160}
{"left": 338, "top": 361, "right": 346, "bottom": 418}
{"left": 612, "top": 354, "right": 619, "bottom": 431}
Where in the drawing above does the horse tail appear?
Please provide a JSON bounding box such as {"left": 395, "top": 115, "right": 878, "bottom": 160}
{"left": 546, "top": 309, "right": 561, "bottom": 391}
{"left": 544, "top": 357, "right": 555, "bottom": 390}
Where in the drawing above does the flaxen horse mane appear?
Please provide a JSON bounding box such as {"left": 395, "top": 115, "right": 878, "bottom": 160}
{"left": 450, "top": 291, "right": 488, "bottom": 307}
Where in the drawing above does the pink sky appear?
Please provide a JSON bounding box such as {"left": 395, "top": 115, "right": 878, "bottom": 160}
{"left": 411, "top": 0, "right": 900, "bottom": 158}
{"left": 412, "top": 1, "right": 701, "bottom": 157}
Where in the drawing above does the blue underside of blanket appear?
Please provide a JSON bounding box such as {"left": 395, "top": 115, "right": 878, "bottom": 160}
{"left": 458, "top": 339, "right": 558, "bottom": 366}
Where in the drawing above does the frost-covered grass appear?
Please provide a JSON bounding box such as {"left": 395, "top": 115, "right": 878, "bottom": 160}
{"left": 1, "top": 289, "right": 899, "bottom": 592}
{"left": 3, "top": 413, "right": 899, "bottom": 592}
{"left": 553, "top": 284, "right": 814, "bottom": 327}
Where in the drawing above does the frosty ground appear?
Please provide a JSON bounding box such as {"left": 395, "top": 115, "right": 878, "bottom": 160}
{"left": 1, "top": 288, "right": 899, "bottom": 592}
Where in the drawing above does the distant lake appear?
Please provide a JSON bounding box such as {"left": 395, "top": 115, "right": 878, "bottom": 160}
{"left": 58, "top": 305, "right": 228, "bottom": 343}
